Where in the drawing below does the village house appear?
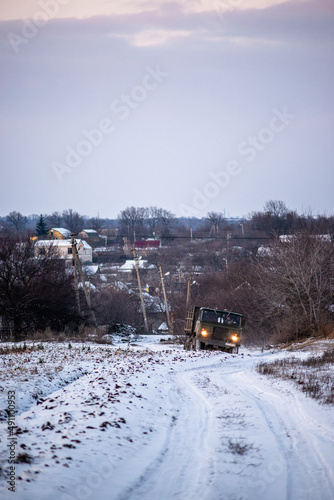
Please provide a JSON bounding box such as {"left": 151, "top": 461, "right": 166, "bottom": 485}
{"left": 134, "top": 239, "right": 161, "bottom": 249}
{"left": 48, "top": 227, "right": 71, "bottom": 239}
{"left": 118, "top": 259, "right": 156, "bottom": 273}
{"left": 78, "top": 229, "right": 101, "bottom": 248}
{"left": 35, "top": 239, "right": 93, "bottom": 263}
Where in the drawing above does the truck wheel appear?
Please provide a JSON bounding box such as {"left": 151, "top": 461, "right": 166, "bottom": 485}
{"left": 186, "top": 337, "right": 196, "bottom": 350}
{"left": 195, "top": 340, "right": 205, "bottom": 350}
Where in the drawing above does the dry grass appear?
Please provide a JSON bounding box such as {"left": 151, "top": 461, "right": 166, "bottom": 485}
{"left": 256, "top": 347, "right": 334, "bottom": 404}
{"left": 269, "top": 324, "right": 334, "bottom": 347}
{"left": 0, "top": 325, "right": 112, "bottom": 353}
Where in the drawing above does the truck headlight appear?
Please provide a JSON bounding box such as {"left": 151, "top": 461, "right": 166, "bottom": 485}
{"left": 201, "top": 329, "right": 208, "bottom": 337}
{"left": 231, "top": 335, "right": 238, "bottom": 342}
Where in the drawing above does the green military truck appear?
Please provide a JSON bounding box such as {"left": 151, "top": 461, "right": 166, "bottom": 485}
{"left": 184, "top": 306, "right": 242, "bottom": 353}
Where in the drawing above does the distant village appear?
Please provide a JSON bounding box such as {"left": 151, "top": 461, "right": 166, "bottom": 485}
{"left": 0, "top": 203, "right": 333, "bottom": 343}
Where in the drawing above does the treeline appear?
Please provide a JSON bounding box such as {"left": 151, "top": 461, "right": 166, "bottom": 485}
{"left": 1, "top": 200, "right": 334, "bottom": 240}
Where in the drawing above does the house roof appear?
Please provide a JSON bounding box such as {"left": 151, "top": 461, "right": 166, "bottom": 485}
{"left": 80, "top": 229, "right": 99, "bottom": 238}
{"left": 142, "top": 292, "right": 166, "bottom": 312}
{"left": 36, "top": 239, "right": 92, "bottom": 250}
{"left": 135, "top": 240, "right": 161, "bottom": 249}
{"left": 50, "top": 228, "right": 71, "bottom": 237}
{"left": 83, "top": 229, "right": 98, "bottom": 234}
{"left": 36, "top": 240, "right": 71, "bottom": 248}
{"left": 119, "top": 260, "right": 155, "bottom": 272}
{"left": 76, "top": 239, "right": 92, "bottom": 250}
{"left": 82, "top": 265, "right": 100, "bottom": 275}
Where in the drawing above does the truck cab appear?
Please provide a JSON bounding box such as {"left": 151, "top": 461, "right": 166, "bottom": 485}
{"left": 184, "top": 307, "right": 242, "bottom": 353}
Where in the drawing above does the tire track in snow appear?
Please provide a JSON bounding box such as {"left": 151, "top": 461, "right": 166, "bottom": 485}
{"left": 233, "top": 369, "right": 334, "bottom": 500}
{"left": 116, "top": 369, "right": 216, "bottom": 500}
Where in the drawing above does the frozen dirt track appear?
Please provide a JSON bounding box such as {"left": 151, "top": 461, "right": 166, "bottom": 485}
{"left": 1, "top": 341, "right": 334, "bottom": 500}
{"left": 108, "top": 352, "right": 334, "bottom": 500}
{"left": 117, "top": 369, "right": 216, "bottom": 500}
{"left": 114, "top": 353, "right": 334, "bottom": 500}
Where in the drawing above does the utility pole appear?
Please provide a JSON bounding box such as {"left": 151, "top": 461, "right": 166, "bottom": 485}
{"left": 159, "top": 265, "right": 172, "bottom": 334}
{"left": 226, "top": 232, "right": 231, "bottom": 272}
{"left": 71, "top": 235, "right": 81, "bottom": 315}
{"left": 71, "top": 234, "right": 97, "bottom": 325}
{"left": 186, "top": 276, "right": 192, "bottom": 308}
{"left": 132, "top": 248, "right": 149, "bottom": 333}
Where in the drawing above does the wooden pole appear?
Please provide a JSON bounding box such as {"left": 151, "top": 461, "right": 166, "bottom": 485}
{"left": 72, "top": 235, "right": 97, "bottom": 325}
{"left": 132, "top": 248, "right": 149, "bottom": 333}
{"left": 159, "top": 265, "right": 172, "bottom": 334}
{"left": 71, "top": 234, "right": 81, "bottom": 315}
{"left": 186, "top": 276, "right": 191, "bottom": 308}
{"left": 226, "top": 232, "right": 231, "bottom": 272}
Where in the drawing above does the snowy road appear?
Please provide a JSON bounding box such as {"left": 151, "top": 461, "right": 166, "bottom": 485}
{"left": 0, "top": 340, "right": 333, "bottom": 500}
{"left": 118, "top": 369, "right": 216, "bottom": 500}
{"left": 117, "top": 354, "right": 334, "bottom": 500}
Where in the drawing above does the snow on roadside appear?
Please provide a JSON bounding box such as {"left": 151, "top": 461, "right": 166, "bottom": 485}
{"left": 0, "top": 341, "right": 221, "bottom": 499}
{"left": 0, "top": 338, "right": 333, "bottom": 500}
{"left": 0, "top": 343, "right": 99, "bottom": 419}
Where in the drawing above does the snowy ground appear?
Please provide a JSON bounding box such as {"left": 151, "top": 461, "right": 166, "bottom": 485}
{"left": 0, "top": 336, "right": 333, "bottom": 500}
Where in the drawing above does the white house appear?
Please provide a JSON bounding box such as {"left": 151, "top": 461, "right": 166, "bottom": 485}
{"left": 35, "top": 239, "right": 93, "bottom": 263}
{"left": 119, "top": 260, "right": 155, "bottom": 273}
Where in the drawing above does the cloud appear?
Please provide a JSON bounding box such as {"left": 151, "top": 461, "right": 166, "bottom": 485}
{"left": 1, "top": 0, "right": 333, "bottom": 53}
{"left": 220, "top": 0, "right": 334, "bottom": 44}
{"left": 0, "top": 0, "right": 292, "bottom": 21}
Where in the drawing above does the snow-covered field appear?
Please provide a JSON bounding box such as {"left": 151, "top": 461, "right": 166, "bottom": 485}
{"left": 0, "top": 336, "right": 333, "bottom": 500}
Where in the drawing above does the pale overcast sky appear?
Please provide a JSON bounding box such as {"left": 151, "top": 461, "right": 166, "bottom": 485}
{"left": 0, "top": 0, "right": 333, "bottom": 219}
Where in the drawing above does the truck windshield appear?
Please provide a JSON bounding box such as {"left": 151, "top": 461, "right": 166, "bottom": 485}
{"left": 201, "top": 309, "right": 240, "bottom": 326}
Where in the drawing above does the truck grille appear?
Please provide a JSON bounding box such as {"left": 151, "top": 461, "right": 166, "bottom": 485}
{"left": 212, "top": 326, "right": 229, "bottom": 340}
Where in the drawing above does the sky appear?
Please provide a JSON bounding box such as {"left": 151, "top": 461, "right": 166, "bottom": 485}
{"left": 0, "top": 0, "right": 333, "bottom": 219}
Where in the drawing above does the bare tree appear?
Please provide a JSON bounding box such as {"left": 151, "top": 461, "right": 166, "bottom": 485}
{"left": 118, "top": 207, "right": 148, "bottom": 237}
{"left": 146, "top": 206, "right": 160, "bottom": 234}
{"left": 6, "top": 211, "right": 28, "bottom": 233}
{"left": 145, "top": 207, "right": 176, "bottom": 236}
{"left": 263, "top": 200, "right": 288, "bottom": 217}
{"left": 46, "top": 211, "right": 63, "bottom": 228}
{"left": 88, "top": 217, "right": 105, "bottom": 231}
{"left": 207, "top": 211, "right": 224, "bottom": 236}
{"left": 157, "top": 208, "right": 176, "bottom": 235}
{"left": 250, "top": 200, "right": 298, "bottom": 235}
{"left": 62, "top": 209, "right": 84, "bottom": 233}
{"left": 257, "top": 232, "right": 334, "bottom": 341}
